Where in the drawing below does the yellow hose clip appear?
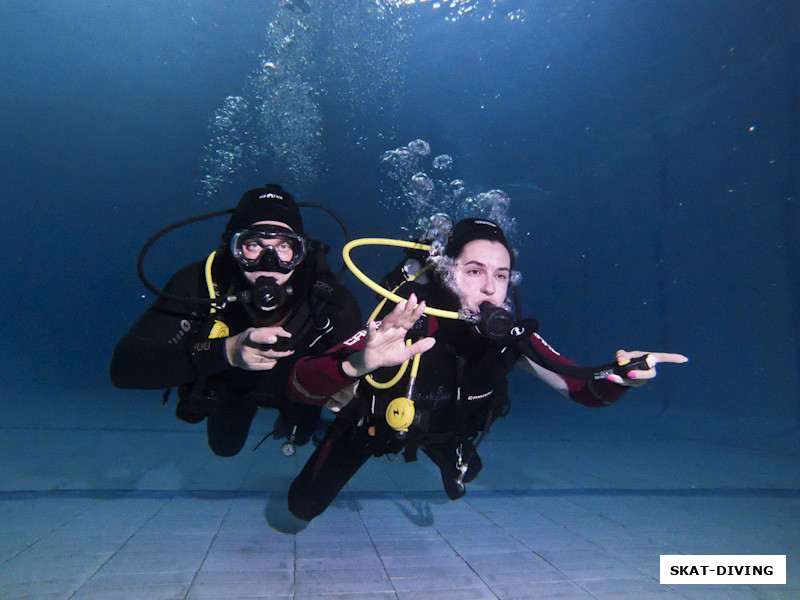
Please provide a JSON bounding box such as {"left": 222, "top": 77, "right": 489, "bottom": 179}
{"left": 384, "top": 345, "right": 423, "bottom": 432}
{"left": 208, "top": 320, "right": 229, "bottom": 339}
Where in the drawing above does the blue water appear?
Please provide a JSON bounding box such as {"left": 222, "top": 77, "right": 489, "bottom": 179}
{"left": 0, "top": 3, "right": 798, "bottom": 597}
{"left": 1, "top": 0, "right": 798, "bottom": 439}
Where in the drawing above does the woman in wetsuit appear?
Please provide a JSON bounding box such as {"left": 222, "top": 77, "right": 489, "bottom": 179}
{"left": 285, "top": 218, "right": 687, "bottom": 520}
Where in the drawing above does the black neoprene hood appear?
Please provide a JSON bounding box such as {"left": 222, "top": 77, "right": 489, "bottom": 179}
{"left": 224, "top": 184, "right": 304, "bottom": 238}
{"left": 444, "top": 218, "right": 514, "bottom": 267}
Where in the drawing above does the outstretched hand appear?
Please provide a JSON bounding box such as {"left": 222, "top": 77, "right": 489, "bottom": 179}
{"left": 225, "top": 326, "right": 294, "bottom": 371}
{"left": 343, "top": 293, "right": 436, "bottom": 378}
{"left": 606, "top": 349, "right": 689, "bottom": 386}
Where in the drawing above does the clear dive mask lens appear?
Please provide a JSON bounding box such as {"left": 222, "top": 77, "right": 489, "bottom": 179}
{"left": 230, "top": 229, "right": 307, "bottom": 274}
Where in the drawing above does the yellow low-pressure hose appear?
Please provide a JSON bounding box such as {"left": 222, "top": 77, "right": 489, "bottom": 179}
{"left": 344, "top": 237, "right": 464, "bottom": 430}
{"left": 344, "top": 239, "right": 440, "bottom": 390}
{"left": 342, "top": 238, "right": 461, "bottom": 321}
{"left": 362, "top": 261, "right": 429, "bottom": 390}
{"left": 366, "top": 340, "right": 412, "bottom": 389}
{"left": 204, "top": 251, "right": 230, "bottom": 339}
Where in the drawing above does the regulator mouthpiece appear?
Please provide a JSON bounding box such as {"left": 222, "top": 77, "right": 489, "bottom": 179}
{"left": 243, "top": 277, "right": 293, "bottom": 312}
{"left": 474, "top": 301, "right": 515, "bottom": 342}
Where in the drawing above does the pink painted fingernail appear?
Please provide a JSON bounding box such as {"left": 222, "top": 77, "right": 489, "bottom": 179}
{"left": 628, "top": 371, "right": 638, "bottom": 379}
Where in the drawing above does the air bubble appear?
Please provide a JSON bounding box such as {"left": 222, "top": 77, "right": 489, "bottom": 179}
{"left": 379, "top": 141, "right": 519, "bottom": 252}
{"left": 432, "top": 154, "right": 453, "bottom": 170}
{"left": 449, "top": 179, "right": 465, "bottom": 197}
{"left": 411, "top": 172, "right": 434, "bottom": 193}
{"left": 200, "top": 4, "right": 410, "bottom": 196}
{"left": 408, "top": 139, "right": 431, "bottom": 156}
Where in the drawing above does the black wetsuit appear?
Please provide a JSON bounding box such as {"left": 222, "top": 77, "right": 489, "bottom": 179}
{"left": 286, "top": 304, "right": 627, "bottom": 521}
{"left": 110, "top": 257, "right": 362, "bottom": 456}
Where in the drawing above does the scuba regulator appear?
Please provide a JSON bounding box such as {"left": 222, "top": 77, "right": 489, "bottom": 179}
{"left": 241, "top": 276, "right": 293, "bottom": 313}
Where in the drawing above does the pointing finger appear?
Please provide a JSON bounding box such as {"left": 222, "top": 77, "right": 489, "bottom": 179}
{"left": 649, "top": 352, "right": 689, "bottom": 365}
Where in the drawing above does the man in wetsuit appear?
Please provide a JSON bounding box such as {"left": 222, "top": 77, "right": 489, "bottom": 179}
{"left": 285, "top": 218, "right": 688, "bottom": 521}
{"left": 110, "top": 184, "right": 362, "bottom": 456}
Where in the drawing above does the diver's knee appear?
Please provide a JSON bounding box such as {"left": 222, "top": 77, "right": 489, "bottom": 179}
{"left": 288, "top": 502, "right": 317, "bottom": 522}
{"left": 287, "top": 496, "right": 320, "bottom": 522}
{"left": 208, "top": 439, "right": 245, "bottom": 457}
{"left": 288, "top": 482, "right": 323, "bottom": 522}
{"left": 463, "top": 453, "right": 483, "bottom": 483}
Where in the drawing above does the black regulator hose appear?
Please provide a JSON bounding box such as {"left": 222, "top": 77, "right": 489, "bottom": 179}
{"left": 299, "top": 201, "right": 351, "bottom": 244}
{"left": 136, "top": 208, "right": 235, "bottom": 305}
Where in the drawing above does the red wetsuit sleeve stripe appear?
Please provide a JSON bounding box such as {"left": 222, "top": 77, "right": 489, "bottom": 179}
{"left": 527, "top": 332, "right": 627, "bottom": 408}
{"left": 286, "top": 328, "right": 368, "bottom": 405}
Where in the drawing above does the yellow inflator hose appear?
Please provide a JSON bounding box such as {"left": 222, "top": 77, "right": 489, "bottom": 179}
{"left": 342, "top": 238, "right": 461, "bottom": 321}
{"left": 342, "top": 238, "right": 464, "bottom": 431}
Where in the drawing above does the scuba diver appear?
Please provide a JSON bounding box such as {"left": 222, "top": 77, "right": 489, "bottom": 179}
{"left": 110, "top": 184, "right": 362, "bottom": 457}
{"left": 285, "top": 217, "right": 688, "bottom": 521}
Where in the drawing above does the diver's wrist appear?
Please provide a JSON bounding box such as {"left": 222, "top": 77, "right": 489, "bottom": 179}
{"left": 224, "top": 336, "right": 235, "bottom": 366}
{"left": 341, "top": 351, "right": 370, "bottom": 378}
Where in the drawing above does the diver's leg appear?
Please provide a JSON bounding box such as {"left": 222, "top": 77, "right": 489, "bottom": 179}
{"left": 423, "top": 439, "right": 483, "bottom": 500}
{"left": 280, "top": 401, "right": 323, "bottom": 447}
{"left": 288, "top": 422, "right": 372, "bottom": 521}
{"left": 206, "top": 398, "right": 258, "bottom": 457}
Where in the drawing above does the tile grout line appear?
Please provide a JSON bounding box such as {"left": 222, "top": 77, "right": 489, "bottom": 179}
{"left": 292, "top": 511, "right": 298, "bottom": 600}
{"left": 0, "top": 492, "right": 104, "bottom": 568}
{"left": 351, "top": 489, "right": 401, "bottom": 600}
{"left": 182, "top": 495, "right": 237, "bottom": 600}
{"left": 463, "top": 497, "right": 603, "bottom": 600}
{"left": 68, "top": 495, "right": 174, "bottom": 600}
{"left": 402, "top": 491, "right": 502, "bottom": 600}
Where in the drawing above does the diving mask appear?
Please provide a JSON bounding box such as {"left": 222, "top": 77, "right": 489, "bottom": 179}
{"left": 230, "top": 228, "right": 308, "bottom": 274}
